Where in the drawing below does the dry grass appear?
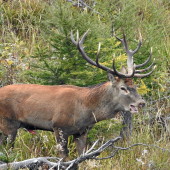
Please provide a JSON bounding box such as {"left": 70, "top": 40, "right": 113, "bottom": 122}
{"left": 0, "top": 0, "right": 170, "bottom": 169}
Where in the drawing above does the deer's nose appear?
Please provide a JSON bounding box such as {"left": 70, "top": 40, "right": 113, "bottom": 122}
{"left": 139, "top": 102, "right": 145, "bottom": 108}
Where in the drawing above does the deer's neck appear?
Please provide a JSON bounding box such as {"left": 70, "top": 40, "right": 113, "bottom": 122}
{"left": 84, "top": 82, "right": 120, "bottom": 122}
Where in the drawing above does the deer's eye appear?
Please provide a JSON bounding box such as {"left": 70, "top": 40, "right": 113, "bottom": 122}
{"left": 120, "top": 86, "right": 128, "bottom": 94}
{"left": 121, "top": 86, "right": 127, "bottom": 91}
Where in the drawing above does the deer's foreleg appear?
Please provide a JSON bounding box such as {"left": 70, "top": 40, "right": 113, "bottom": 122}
{"left": 53, "top": 127, "right": 68, "bottom": 160}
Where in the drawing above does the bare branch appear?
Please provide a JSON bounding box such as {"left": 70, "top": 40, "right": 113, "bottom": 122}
{"left": 66, "top": 0, "right": 104, "bottom": 17}
{"left": 0, "top": 136, "right": 169, "bottom": 170}
{"left": 85, "top": 139, "right": 99, "bottom": 154}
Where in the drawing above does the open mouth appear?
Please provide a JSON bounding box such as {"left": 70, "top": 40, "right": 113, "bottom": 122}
{"left": 130, "top": 105, "right": 138, "bottom": 113}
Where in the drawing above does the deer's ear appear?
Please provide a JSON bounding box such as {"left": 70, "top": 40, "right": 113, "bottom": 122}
{"left": 120, "top": 65, "right": 127, "bottom": 74}
{"left": 107, "top": 72, "right": 115, "bottom": 82}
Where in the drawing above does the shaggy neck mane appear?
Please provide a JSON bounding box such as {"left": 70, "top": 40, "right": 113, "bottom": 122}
{"left": 84, "top": 82, "right": 109, "bottom": 107}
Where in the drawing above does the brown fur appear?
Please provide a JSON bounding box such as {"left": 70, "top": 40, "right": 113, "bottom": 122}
{"left": 0, "top": 78, "right": 145, "bottom": 159}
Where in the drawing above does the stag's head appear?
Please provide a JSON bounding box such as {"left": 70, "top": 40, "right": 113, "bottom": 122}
{"left": 71, "top": 30, "right": 155, "bottom": 113}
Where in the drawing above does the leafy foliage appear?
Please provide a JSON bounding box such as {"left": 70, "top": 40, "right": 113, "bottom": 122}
{"left": 23, "top": 1, "right": 125, "bottom": 86}
{"left": 0, "top": 0, "right": 170, "bottom": 169}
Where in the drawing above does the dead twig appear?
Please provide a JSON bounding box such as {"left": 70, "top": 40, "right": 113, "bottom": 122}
{"left": 0, "top": 136, "right": 169, "bottom": 170}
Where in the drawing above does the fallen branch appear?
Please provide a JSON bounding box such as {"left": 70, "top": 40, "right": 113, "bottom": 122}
{"left": 66, "top": 0, "right": 104, "bottom": 17}
{"left": 0, "top": 157, "right": 60, "bottom": 170}
{"left": 0, "top": 136, "right": 169, "bottom": 170}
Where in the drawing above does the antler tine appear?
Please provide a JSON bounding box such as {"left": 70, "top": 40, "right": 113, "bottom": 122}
{"left": 71, "top": 30, "right": 114, "bottom": 73}
{"left": 96, "top": 42, "right": 101, "bottom": 67}
{"left": 135, "top": 58, "right": 155, "bottom": 73}
{"left": 114, "top": 34, "right": 122, "bottom": 42}
{"left": 123, "top": 31, "right": 129, "bottom": 52}
{"left": 95, "top": 42, "right": 130, "bottom": 78}
{"left": 122, "top": 32, "right": 133, "bottom": 75}
{"left": 134, "top": 65, "right": 156, "bottom": 78}
{"left": 114, "top": 33, "right": 128, "bottom": 52}
{"left": 135, "top": 47, "right": 152, "bottom": 69}
{"left": 79, "top": 29, "right": 90, "bottom": 47}
{"left": 71, "top": 30, "right": 77, "bottom": 46}
{"left": 132, "top": 32, "right": 142, "bottom": 55}
{"left": 76, "top": 30, "right": 79, "bottom": 45}
{"left": 95, "top": 42, "right": 128, "bottom": 77}
{"left": 71, "top": 29, "right": 97, "bottom": 66}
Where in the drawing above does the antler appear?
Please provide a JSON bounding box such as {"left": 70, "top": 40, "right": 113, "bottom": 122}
{"left": 114, "top": 32, "right": 156, "bottom": 78}
{"left": 71, "top": 29, "right": 155, "bottom": 78}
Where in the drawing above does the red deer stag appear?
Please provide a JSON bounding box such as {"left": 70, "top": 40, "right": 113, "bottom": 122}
{"left": 0, "top": 30, "right": 155, "bottom": 159}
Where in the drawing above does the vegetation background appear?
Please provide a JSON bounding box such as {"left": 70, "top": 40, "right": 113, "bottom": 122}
{"left": 0, "top": 0, "right": 170, "bottom": 169}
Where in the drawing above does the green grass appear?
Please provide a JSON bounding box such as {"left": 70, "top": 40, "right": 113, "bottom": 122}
{"left": 1, "top": 105, "right": 169, "bottom": 169}
{"left": 0, "top": 0, "right": 170, "bottom": 169}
